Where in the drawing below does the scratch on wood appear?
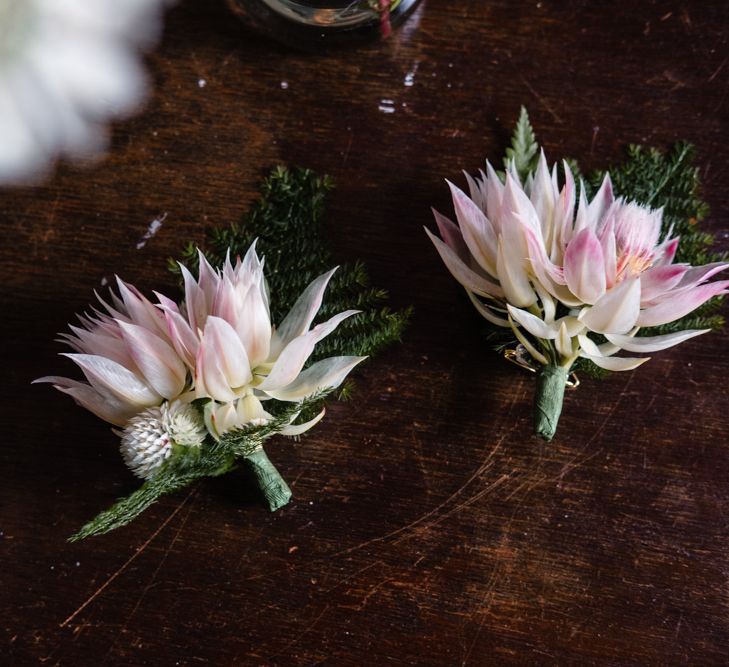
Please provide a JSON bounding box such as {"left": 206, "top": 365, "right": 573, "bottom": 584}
{"left": 266, "top": 605, "right": 330, "bottom": 660}
{"left": 107, "top": 490, "right": 199, "bottom": 649}
{"left": 330, "top": 437, "right": 505, "bottom": 558}
{"left": 517, "top": 75, "right": 563, "bottom": 124}
{"left": 59, "top": 486, "right": 198, "bottom": 628}
{"left": 393, "top": 474, "right": 510, "bottom": 544}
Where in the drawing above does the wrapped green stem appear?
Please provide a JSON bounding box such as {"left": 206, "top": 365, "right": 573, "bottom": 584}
{"left": 245, "top": 448, "right": 292, "bottom": 511}
{"left": 534, "top": 364, "right": 569, "bottom": 441}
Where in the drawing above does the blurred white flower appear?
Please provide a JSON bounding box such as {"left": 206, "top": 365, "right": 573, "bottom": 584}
{"left": 0, "top": 0, "right": 169, "bottom": 184}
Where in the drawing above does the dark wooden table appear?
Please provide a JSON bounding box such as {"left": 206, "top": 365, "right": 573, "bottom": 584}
{"left": 3, "top": 1, "right": 729, "bottom": 664}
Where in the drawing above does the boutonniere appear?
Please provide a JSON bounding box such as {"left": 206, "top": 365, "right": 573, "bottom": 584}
{"left": 427, "top": 109, "right": 727, "bottom": 440}
{"left": 36, "top": 167, "right": 410, "bottom": 539}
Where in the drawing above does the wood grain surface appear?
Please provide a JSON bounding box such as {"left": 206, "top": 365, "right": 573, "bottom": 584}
{"left": 3, "top": 1, "right": 729, "bottom": 665}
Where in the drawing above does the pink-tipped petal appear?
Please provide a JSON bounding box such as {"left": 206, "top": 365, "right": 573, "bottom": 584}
{"left": 447, "top": 180, "right": 498, "bottom": 276}
{"left": 639, "top": 264, "right": 689, "bottom": 303}
{"left": 179, "top": 262, "right": 207, "bottom": 333}
{"left": 598, "top": 218, "right": 617, "bottom": 289}
{"left": 564, "top": 228, "right": 606, "bottom": 304}
{"left": 676, "top": 262, "right": 729, "bottom": 289}
{"left": 483, "top": 161, "right": 505, "bottom": 228}
{"left": 196, "top": 249, "right": 221, "bottom": 305}
{"left": 463, "top": 170, "right": 486, "bottom": 212}
{"left": 579, "top": 277, "right": 641, "bottom": 334}
{"left": 237, "top": 280, "right": 272, "bottom": 367}
{"left": 61, "top": 353, "right": 160, "bottom": 406}
{"left": 587, "top": 172, "right": 614, "bottom": 230}
{"left": 653, "top": 237, "right": 680, "bottom": 266}
{"left": 115, "top": 278, "right": 167, "bottom": 338}
{"left": 573, "top": 180, "right": 590, "bottom": 235}
{"left": 117, "top": 321, "right": 187, "bottom": 400}
{"left": 432, "top": 208, "right": 468, "bottom": 257}
{"left": 636, "top": 280, "right": 729, "bottom": 327}
{"left": 163, "top": 309, "right": 199, "bottom": 368}
{"left": 551, "top": 160, "right": 575, "bottom": 259}
{"left": 426, "top": 228, "right": 504, "bottom": 299}
{"left": 34, "top": 376, "right": 137, "bottom": 426}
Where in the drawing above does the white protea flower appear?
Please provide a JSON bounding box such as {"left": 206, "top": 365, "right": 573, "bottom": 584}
{"left": 120, "top": 400, "right": 206, "bottom": 479}
{"left": 427, "top": 151, "right": 728, "bottom": 439}
{"left": 34, "top": 276, "right": 189, "bottom": 426}
{"left": 36, "top": 241, "right": 365, "bottom": 441}
{"left": 0, "top": 0, "right": 170, "bottom": 184}
{"left": 164, "top": 242, "right": 367, "bottom": 439}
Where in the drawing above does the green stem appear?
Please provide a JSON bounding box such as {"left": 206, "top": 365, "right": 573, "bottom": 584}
{"left": 534, "top": 364, "right": 569, "bottom": 441}
{"left": 245, "top": 448, "right": 292, "bottom": 511}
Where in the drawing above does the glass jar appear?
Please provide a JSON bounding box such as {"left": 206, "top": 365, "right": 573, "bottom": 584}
{"left": 227, "top": 0, "right": 423, "bottom": 49}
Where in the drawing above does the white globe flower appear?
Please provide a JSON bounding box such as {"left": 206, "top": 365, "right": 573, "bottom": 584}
{"left": 120, "top": 400, "right": 206, "bottom": 480}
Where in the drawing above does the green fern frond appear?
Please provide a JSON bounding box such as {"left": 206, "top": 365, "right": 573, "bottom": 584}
{"left": 504, "top": 106, "right": 540, "bottom": 182}
{"left": 171, "top": 166, "right": 410, "bottom": 360}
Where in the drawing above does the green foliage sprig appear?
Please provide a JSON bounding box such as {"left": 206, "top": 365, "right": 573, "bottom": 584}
{"left": 171, "top": 166, "right": 411, "bottom": 364}
{"left": 71, "top": 393, "right": 329, "bottom": 541}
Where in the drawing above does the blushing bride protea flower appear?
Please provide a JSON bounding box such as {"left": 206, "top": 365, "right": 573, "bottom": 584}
{"left": 0, "top": 0, "right": 170, "bottom": 184}
{"left": 36, "top": 242, "right": 365, "bottom": 510}
{"left": 427, "top": 152, "right": 728, "bottom": 440}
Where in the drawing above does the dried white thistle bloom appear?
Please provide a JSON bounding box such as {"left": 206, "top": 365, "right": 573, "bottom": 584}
{"left": 120, "top": 400, "right": 206, "bottom": 479}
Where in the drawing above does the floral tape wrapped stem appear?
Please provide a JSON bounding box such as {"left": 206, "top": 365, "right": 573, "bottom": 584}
{"left": 534, "top": 364, "right": 569, "bottom": 441}
{"left": 245, "top": 448, "right": 292, "bottom": 511}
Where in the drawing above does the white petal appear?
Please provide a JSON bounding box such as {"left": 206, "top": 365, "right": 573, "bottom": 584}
{"left": 555, "top": 322, "right": 573, "bottom": 359}
{"left": 270, "top": 268, "right": 337, "bottom": 359}
{"left": 506, "top": 305, "right": 556, "bottom": 339}
{"left": 577, "top": 334, "right": 619, "bottom": 358}
{"left": 497, "top": 236, "right": 536, "bottom": 308}
{"left": 280, "top": 408, "right": 326, "bottom": 436}
{"left": 195, "top": 317, "right": 252, "bottom": 402}
{"left": 554, "top": 316, "right": 584, "bottom": 338}
{"left": 466, "top": 291, "right": 510, "bottom": 327}
{"left": 580, "top": 352, "right": 649, "bottom": 371}
{"left": 579, "top": 277, "right": 641, "bottom": 334}
{"left": 605, "top": 329, "right": 710, "bottom": 352}
{"left": 257, "top": 310, "right": 359, "bottom": 391}
{"left": 263, "top": 356, "right": 366, "bottom": 401}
